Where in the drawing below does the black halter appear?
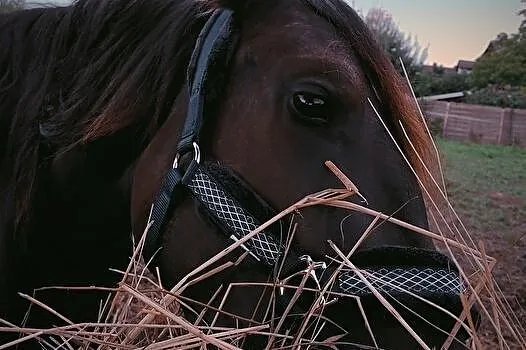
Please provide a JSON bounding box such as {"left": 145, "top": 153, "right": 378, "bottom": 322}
{"left": 142, "top": 7, "right": 466, "bottom": 318}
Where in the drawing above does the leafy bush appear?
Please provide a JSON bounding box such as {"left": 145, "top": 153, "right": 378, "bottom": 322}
{"left": 465, "top": 87, "right": 526, "bottom": 109}
{"left": 411, "top": 73, "right": 471, "bottom": 97}
{"left": 470, "top": 35, "right": 526, "bottom": 89}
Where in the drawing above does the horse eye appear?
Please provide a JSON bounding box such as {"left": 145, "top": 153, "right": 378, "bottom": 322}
{"left": 289, "top": 91, "right": 331, "bottom": 126}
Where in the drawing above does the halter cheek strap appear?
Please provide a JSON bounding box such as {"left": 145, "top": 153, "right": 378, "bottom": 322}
{"left": 142, "top": 9, "right": 238, "bottom": 263}
{"left": 178, "top": 9, "right": 239, "bottom": 157}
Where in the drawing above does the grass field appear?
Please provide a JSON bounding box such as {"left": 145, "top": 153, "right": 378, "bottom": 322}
{"left": 435, "top": 137, "right": 526, "bottom": 348}
{"left": 437, "top": 138, "right": 526, "bottom": 238}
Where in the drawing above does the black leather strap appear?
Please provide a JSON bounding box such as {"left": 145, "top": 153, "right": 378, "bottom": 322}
{"left": 142, "top": 167, "right": 183, "bottom": 264}
{"left": 177, "top": 9, "right": 237, "bottom": 155}
{"left": 143, "top": 8, "right": 237, "bottom": 264}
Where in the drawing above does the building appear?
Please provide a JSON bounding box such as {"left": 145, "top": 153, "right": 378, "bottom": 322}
{"left": 418, "top": 59, "right": 475, "bottom": 76}
{"left": 419, "top": 64, "right": 457, "bottom": 76}
{"left": 454, "top": 60, "right": 475, "bottom": 74}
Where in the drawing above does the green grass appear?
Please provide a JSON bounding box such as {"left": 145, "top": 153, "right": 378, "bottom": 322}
{"left": 435, "top": 137, "right": 526, "bottom": 236}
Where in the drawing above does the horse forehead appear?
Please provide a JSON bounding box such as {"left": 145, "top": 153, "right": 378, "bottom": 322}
{"left": 238, "top": 4, "right": 357, "bottom": 72}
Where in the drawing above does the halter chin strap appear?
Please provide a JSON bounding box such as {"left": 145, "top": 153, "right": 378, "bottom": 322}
{"left": 142, "top": 7, "right": 466, "bottom": 312}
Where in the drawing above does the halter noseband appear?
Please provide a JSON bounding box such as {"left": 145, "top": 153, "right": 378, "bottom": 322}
{"left": 142, "top": 8, "right": 465, "bottom": 313}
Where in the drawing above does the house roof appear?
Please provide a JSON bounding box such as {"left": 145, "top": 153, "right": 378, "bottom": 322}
{"left": 456, "top": 60, "right": 475, "bottom": 70}
{"left": 419, "top": 64, "right": 458, "bottom": 75}
{"left": 443, "top": 66, "right": 458, "bottom": 74}
{"left": 421, "top": 64, "right": 435, "bottom": 74}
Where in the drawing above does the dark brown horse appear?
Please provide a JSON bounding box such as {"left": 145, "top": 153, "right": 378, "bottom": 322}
{"left": 0, "top": 0, "right": 478, "bottom": 349}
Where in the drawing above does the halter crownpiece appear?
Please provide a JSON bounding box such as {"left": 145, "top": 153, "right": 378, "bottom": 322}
{"left": 142, "top": 7, "right": 466, "bottom": 311}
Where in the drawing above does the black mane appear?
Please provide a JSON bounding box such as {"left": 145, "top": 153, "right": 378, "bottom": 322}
{"left": 0, "top": 0, "right": 219, "bottom": 238}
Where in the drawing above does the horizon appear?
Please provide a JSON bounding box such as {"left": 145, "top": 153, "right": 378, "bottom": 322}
{"left": 28, "top": 0, "right": 523, "bottom": 67}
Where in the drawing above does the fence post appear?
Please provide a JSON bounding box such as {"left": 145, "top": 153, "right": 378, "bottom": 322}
{"left": 442, "top": 102, "right": 451, "bottom": 137}
{"left": 498, "top": 108, "right": 505, "bottom": 145}
{"left": 498, "top": 108, "right": 514, "bottom": 145}
{"left": 509, "top": 108, "right": 515, "bottom": 145}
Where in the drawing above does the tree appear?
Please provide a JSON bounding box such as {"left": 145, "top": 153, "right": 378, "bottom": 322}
{"left": 432, "top": 63, "right": 445, "bottom": 76}
{"left": 470, "top": 40, "right": 526, "bottom": 88}
{"left": 519, "top": 0, "right": 525, "bottom": 38}
{"left": 470, "top": 2, "right": 526, "bottom": 89}
{"left": 363, "top": 7, "right": 428, "bottom": 79}
{"left": 0, "top": 0, "right": 24, "bottom": 13}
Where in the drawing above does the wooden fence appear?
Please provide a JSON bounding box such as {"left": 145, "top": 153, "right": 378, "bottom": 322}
{"left": 420, "top": 100, "right": 526, "bottom": 147}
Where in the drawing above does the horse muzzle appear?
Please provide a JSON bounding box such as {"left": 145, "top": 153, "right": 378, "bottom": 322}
{"left": 284, "top": 246, "right": 481, "bottom": 350}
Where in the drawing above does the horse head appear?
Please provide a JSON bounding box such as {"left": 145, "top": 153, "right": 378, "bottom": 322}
{"left": 130, "top": 0, "right": 479, "bottom": 348}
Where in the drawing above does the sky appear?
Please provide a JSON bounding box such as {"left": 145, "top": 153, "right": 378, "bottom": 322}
{"left": 31, "top": 0, "right": 523, "bottom": 67}
{"left": 347, "top": 0, "right": 523, "bottom": 66}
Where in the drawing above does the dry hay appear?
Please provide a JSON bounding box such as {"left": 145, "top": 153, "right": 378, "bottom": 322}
{"left": 1, "top": 63, "right": 525, "bottom": 350}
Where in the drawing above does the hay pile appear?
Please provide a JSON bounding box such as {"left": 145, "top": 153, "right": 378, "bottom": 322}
{"left": 2, "top": 158, "right": 525, "bottom": 350}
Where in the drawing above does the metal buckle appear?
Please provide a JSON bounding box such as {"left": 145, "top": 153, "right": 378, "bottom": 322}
{"left": 173, "top": 142, "right": 201, "bottom": 169}
{"left": 279, "top": 255, "right": 338, "bottom": 308}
